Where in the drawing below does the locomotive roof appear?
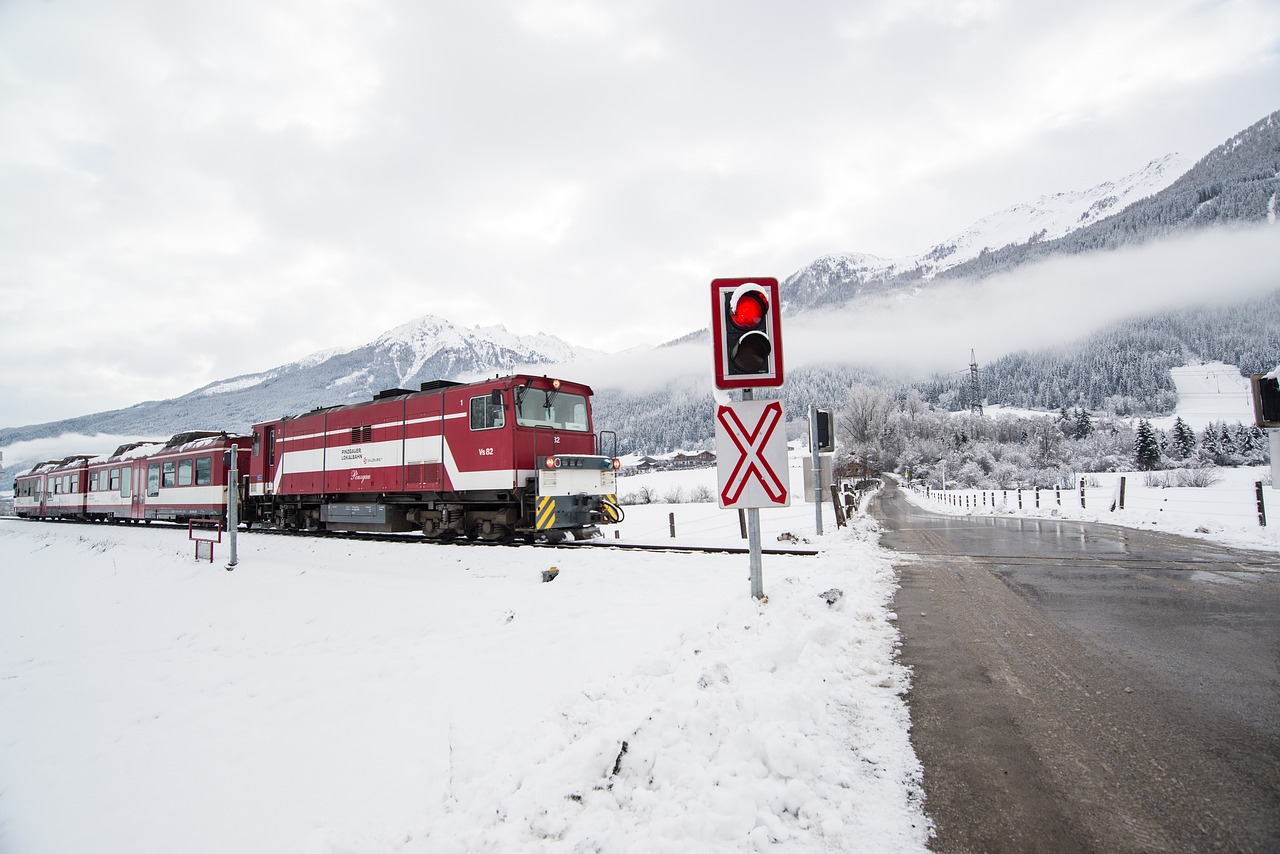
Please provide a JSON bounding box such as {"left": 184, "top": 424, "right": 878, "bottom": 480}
{"left": 266, "top": 374, "right": 593, "bottom": 423}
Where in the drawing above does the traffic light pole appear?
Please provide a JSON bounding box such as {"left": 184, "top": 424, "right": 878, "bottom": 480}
{"left": 1270, "top": 430, "right": 1279, "bottom": 487}
{"left": 226, "top": 445, "right": 239, "bottom": 570}
{"left": 744, "top": 388, "right": 765, "bottom": 600}
{"left": 809, "top": 405, "right": 823, "bottom": 536}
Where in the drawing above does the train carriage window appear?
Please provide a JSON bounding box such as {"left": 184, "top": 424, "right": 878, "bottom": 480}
{"left": 148, "top": 463, "right": 160, "bottom": 496}
{"left": 195, "top": 456, "right": 212, "bottom": 486}
{"left": 178, "top": 459, "right": 194, "bottom": 487}
{"left": 110, "top": 468, "right": 120, "bottom": 491}
{"left": 253, "top": 430, "right": 260, "bottom": 457}
{"left": 70, "top": 474, "right": 78, "bottom": 492}
{"left": 121, "top": 468, "right": 131, "bottom": 498}
{"left": 90, "top": 472, "right": 100, "bottom": 491}
{"left": 470, "top": 395, "right": 505, "bottom": 430}
{"left": 162, "top": 461, "right": 177, "bottom": 488}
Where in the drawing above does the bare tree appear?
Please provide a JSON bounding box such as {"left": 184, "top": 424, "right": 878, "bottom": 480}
{"left": 840, "top": 383, "right": 892, "bottom": 445}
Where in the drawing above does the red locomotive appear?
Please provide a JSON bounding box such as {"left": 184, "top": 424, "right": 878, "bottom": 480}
{"left": 247, "top": 374, "right": 620, "bottom": 541}
{"left": 14, "top": 374, "right": 622, "bottom": 542}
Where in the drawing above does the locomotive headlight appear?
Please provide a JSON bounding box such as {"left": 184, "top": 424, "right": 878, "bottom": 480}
{"left": 544, "top": 456, "right": 559, "bottom": 469}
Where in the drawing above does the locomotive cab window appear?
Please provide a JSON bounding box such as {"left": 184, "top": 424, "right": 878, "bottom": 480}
{"left": 515, "top": 388, "right": 590, "bottom": 432}
{"left": 470, "top": 394, "right": 505, "bottom": 431}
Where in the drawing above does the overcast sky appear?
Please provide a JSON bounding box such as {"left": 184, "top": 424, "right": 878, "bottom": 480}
{"left": 1, "top": 0, "right": 1277, "bottom": 429}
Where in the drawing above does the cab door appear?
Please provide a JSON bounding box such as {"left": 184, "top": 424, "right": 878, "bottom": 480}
{"left": 443, "top": 386, "right": 516, "bottom": 491}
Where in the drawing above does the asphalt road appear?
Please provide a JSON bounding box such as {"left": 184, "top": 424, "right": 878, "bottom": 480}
{"left": 872, "top": 479, "right": 1280, "bottom": 854}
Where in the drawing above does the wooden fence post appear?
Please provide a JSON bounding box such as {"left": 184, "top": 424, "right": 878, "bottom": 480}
{"left": 1257, "top": 482, "right": 1267, "bottom": 527}
{"left": 829, "top": 485, "right": 846, "bottom": 528}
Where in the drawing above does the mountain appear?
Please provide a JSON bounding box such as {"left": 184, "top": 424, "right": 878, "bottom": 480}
{"left": 783, "top": 109, "right": 1280, "bottom": 310}
{"left": 781, "top": 153, "right": 1192, "bottom": 311}
{"left": 0, "top": 316, "right": 597, "bottom": 447}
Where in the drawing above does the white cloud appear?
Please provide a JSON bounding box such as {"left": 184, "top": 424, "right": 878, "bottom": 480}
{"left": 0, "top": 0, "right": 1277, "bottom": 427}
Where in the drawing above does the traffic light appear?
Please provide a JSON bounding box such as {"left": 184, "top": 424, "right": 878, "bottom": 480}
{"left": 711, "top": 277, "right": 783, "bottom": 389}
{"left": 815, "top": 409, "right": 834, "bottom": 452}
{"left": 1251, "top": 374, "right": 1280, "bottom": 428}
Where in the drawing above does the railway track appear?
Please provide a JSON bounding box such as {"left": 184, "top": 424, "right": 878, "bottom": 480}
{"left": 247, "top": 526, "right": 821, "bottom": 557}
{"left": 3, "top": 516, "right": 820, "bottom": 557}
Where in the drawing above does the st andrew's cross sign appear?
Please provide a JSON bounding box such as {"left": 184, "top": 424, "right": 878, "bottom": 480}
{"left": 714, "top": 398, "right": 791, "bottom": 510}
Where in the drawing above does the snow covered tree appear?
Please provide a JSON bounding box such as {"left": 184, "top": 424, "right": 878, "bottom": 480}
{"left": 1073, "top": 408, "right": 1094, "bottom": 439}
{"left": 1169, "top": 417, "right": 1197, "bottom": 460}
{"left": 1134, "top": 419, "right": 1162, "bottom": 470}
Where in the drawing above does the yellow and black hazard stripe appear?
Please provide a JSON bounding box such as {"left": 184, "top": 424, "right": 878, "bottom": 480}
{"left": 535, "top": 495, "right": 556, "bottom": 530}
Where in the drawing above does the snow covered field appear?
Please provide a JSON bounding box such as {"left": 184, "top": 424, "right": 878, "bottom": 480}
{"left": 904, "top": 464, "right": 1278, "bottom": 553}
{"left": 5, "top": 438, "right": 1274, "bottom": 853}
{"left": 0, "top": 461, "right": 930, "bottom": 854}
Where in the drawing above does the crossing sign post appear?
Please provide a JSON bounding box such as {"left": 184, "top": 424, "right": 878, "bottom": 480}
{"left": 710, "top": 277, "right": 787, "bottom": 600}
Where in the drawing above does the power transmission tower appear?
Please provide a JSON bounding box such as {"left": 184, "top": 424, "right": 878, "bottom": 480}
{"left": 968, "top": 349, "right": 983, "bottom": 416}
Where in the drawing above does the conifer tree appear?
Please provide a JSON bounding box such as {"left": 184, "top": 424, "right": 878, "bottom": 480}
{"left": 1135, "top": 419, "right": 1161, "bottom": 470}
{"left": 1074, "top": 407, "right": 1094, "bottom": 438}
{"left": 1170, "top": 417, "right": 1197, "bottom": 459}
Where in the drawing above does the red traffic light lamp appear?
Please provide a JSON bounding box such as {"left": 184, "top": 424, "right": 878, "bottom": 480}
{"left": 711, "top": 278, "right": 783, "bottom": 389}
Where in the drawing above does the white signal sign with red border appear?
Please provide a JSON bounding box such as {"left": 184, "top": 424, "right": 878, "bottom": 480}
{"left": 714, "top": 399, "right": 791, "bottom": 509}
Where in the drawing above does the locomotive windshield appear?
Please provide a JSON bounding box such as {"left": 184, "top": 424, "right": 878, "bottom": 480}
{"left": 514, "top": 387, "right": 590, "bottom": 432}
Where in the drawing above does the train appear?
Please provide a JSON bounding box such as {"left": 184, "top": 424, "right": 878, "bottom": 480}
{"left": 13, "top": 374, "right": 623, "bottom": 542}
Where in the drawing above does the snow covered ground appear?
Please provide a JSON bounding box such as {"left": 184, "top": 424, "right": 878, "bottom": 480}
{"left": 901, "top": 464, "right": 1278, "bottom": 554}
{"left": 5, "top": 439, "right": 1274, "bottom": 853}
{"left": 0, "top": 460, "right": 930, "bottom": 854}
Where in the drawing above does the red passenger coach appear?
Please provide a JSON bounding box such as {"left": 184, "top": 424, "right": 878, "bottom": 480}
{"left": 84, "top": 441, "right": 161, "bottom": 521}
{"left": 247, "top": 375, "right": 621, "bottom": 540}
{"left": 14, "top": 461, "right": 60, "bottom": 519}
{"left": 135, "top": 432, "right": 251, "bottom": 523}
{"left": 39, "top": 456, "right": 92, "bottom": 518}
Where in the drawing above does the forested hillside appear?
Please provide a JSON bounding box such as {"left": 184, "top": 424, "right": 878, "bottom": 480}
{"left": 925, "top": 288, "right": 1280, "bottom": 413}
{"left": 595, "top": 286, "right": 1280, "bottom": 454}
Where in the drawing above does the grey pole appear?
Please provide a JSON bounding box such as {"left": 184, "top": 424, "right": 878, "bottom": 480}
{"left": 226, "top": 445, "right": 239, "bottom": 569}
{"left": 744, "top": 389, "right": 764, "bottom": 600}
{"left": 810, "top": 405, "right": 823, "bottom": 536}
{"left": 1270, "top": 430, "right": 1280, "bottom": 488}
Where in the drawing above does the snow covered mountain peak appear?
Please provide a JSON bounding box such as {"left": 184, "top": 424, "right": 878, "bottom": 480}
{"left": 914, "top": 152, "right": 1191, "bottom": 271}
{"left": 782, "top": 152, "right": 1193, "bottom": 310}
{"left": 374, "top": 314, "right": 584, "bottom": 368}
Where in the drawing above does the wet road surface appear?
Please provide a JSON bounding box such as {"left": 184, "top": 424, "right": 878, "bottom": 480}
{"left": 872, "top": 480, "right": 1280, "bottom": 853}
